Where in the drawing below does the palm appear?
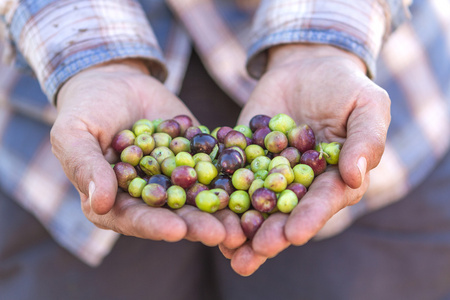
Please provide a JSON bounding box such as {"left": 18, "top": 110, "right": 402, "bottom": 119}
{"left": 240, "top": 56, "right": 373, "bottom": 143}
{"left": 228, "top": 52, "right": 391, "bottom": 276}
{"left": 51, "top": 62, "right": 226, "bottom": 245}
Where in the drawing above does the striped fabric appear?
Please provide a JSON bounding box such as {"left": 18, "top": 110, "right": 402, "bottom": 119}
{"left": 1, "top": 0, "right": 448, "bottom": 266}
{"left": 5, "top": 0, "right": 167, "bottom": 103}
{"left": 247, "top": 0, "right": 388, "bottom": 78}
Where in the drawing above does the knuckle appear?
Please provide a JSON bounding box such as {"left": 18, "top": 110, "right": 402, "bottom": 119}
{"left": 357, "top": 84, "right": 391, "bottom": 110}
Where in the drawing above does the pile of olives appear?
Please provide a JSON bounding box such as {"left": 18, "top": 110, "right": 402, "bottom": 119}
{"left": 112, "top": 113, "right": 341, "bottom": 239}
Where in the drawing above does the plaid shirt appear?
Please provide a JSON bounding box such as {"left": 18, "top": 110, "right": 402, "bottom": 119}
{"left": 1, "top": 0, "right": 448, "bottom": 267}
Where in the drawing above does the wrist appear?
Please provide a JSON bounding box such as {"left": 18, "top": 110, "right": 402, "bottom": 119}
{"left": 267, "top": 44, "right": 367, "bottom": 74}
{"left": 56, "top": 58, "right": 151, "bottom": 110}
{"left": 85, "top": 58, "right": 151, "bottom": 76}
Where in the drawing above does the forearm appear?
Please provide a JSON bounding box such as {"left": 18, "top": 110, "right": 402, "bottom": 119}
{"left": 267, "top": 43, "right": 367, "bottom": 74}
{"left": 247, "top": 0, "right": 410, "bottom": 79}
{"left": 1, "top": 0, "right": 167, "bottom": 104}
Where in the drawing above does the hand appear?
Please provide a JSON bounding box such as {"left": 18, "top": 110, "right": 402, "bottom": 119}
{"left": 221, "top": 44, "right": 391, "bottom": 275}
{"left": 50, "top": 59, "right": 225, "bottom": 245}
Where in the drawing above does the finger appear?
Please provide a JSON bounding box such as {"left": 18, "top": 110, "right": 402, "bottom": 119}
{"left": 174, "top": 206, "right": 226, "bottom": 246}
{"left": 230, "top": 242, "right": 267, "bottom": 277}
{"left": 340, "top": 86, "right": 390, "bottom": 189}
{"left": 251, "top": 212, "right": 290, "bottom": 257}
{"left": 51, "top": 125, "right": 117, "bottom": 215}
{"left": 214, "top": 209, "right": 247, "bottom": 249}
{"left": 81, "top": 192, "right": 187, "bottom": 241}
{"left": 285, "top": 167, "right": 369, "bottom": 245}
{"left": 218, "top": 244, "right": 237, "bottom": 259}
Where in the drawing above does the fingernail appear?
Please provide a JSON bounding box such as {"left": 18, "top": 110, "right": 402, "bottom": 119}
{"left": 357, "top": 157, "right": 367, "bottom": 184}
{"left": 88, "top": 181, "right": 95, "bottom": 207}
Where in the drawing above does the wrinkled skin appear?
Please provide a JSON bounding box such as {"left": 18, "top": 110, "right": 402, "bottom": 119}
{"left": 51, "top": 42, "right": 390, "bottom": 277}
{"left": 217, "top": 44, "right": 391, "bottom": 276}
{"left": 51, "top": 59, "right": 226, "bottom": 246}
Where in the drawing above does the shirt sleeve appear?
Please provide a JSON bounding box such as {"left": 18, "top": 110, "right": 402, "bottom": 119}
{"left": 246, "top": 0, "right": 410, "bottom": 79}
{"left": 1, "top": 0, "right": 167, "bottom": 105}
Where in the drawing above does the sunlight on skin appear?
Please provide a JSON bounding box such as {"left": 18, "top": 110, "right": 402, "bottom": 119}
{"left": 53, "top": 59, "right": 226, "bottom": 247}
{"left": 222, "top": 44, "right": 389, "bottom": 276}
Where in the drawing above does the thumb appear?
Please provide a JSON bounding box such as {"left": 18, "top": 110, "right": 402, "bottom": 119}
{"left": 51, "top": 126, "right": 117, "bottom": 215}
{"left": 339, "top": 87, "right": 391, "bottom": 189}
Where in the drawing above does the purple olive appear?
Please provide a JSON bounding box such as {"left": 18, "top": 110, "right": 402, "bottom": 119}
{"left": 147, "top": 174, "right": 172, "bottom": 190}
{"left": 216, "top": 126, "right": 234, "bottom": 143}
{"left": 251, "top": 187, "right": 277, "bottom": 213}
{"left": 286, "top": 182, "right": 307, "bottom": 201}
{"left": 190, "top": 133, "right": 218, "bottom": 155}
{"left": 216, "top": 148, "right": 244, "bottom": 175}
{"left": 209, "top": 174, "right": 236, "bottom": 195}
{"left": 173, "top": 115, "right": 193, "bottom": 136}
{"left": 279, "top": 147, "right": 301, "bottom": 168}
{"left": 300, "top": 150, "right": 327, "bottom": 176}
{"left": 229, "top": 146, "right": 247, "bottom": 167}
{"left": 252, "top": 126, "right": 271, "bottom": 148}
{"left": 186, "top": 183, "right": 209, "bottom": 206}
{"left": 217, "top": 143, "right": 225, "bottom": 156}
{"left": 287, "top": 124, "right": 316, "bottom": 153}
{"left": 112, "top": 129, "right": 136, "bottom": 153}
{"left": 171, "top": 165, "right": 197, "bottom": 189}
{"left": 156, "top": 119, "right": 181, "bottom": 138}
{"left": 184, "top": 126, "right": 203, "bottom": 140}
{"left": 113, "top": 162, "right": 138, "bottom": 191}
{"left": 241, "top": 210, "right": 265, "bottom": 239}
{"left": 249, "top": 114, "right": 271, "bottom": 132}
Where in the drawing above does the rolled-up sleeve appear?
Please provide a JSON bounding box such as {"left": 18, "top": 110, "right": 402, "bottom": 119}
{"left": 2, "top": 0, "right": 167, "bottom": 104}
{"left": 246, "top": 0, "right": 409, "bottom": 79}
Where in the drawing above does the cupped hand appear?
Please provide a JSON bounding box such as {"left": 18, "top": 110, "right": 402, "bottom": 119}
{"left": 50, "top": 59, "right": 225, "bottom": 245}
{"left": 222, "top": 44, "right": 391, "bottom": 276}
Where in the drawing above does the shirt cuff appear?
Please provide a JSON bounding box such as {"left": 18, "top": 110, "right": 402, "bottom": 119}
{"left": 246, "top": 0, "right": 403, "bottom": 79}
{"left": 8, "top": 0, "right": 167, "bottom": 105}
